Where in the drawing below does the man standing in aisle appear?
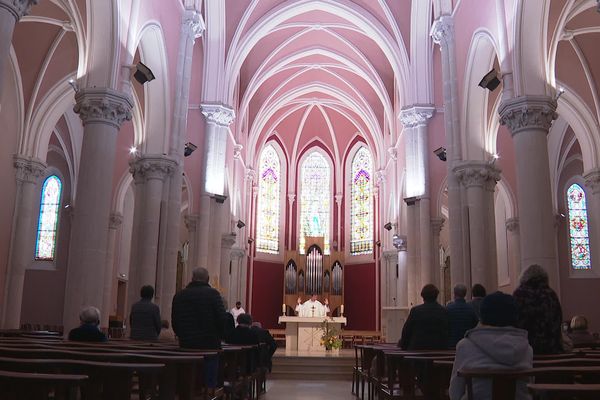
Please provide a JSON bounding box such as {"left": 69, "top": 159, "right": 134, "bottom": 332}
{"left": 230, "top": 301, "right": 246, "bottom": 326}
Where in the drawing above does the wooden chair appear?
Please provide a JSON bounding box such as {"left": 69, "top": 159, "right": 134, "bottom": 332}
{"left": 0, "top": 369, "right": 88, "bottom": 400}
{"left": 528, "top": 383, "right": 600, "bottom": 399}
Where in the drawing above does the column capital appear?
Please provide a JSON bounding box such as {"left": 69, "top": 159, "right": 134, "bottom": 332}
{"left": 0, "top": 0, "right": 38, "bottom": 21}
{"left": 584, "top": 168, "right": 600, "bottom": 195}
{"left": 499, "top": 95, "right": 558, "bottom": 136}
{"left": 399, "top": 105, "right": 435, "bottom": 128}
{"left": 13, "top": 155, "right": 46, "bottom": 184}
{"left": 506, "top": 217, "right": 519, "bottom": 232}
{"left": 184, "top": 214, "right": 199, "bottom": 233}
{"left": 201, "top": 103, "right": 235, "bottom": 127}
{"left": 129, "top": 155, "right": 177, "bottom": 183}
{"left": 453, "top": 160, "right": 501, "bottom": 191}
{"left": 182, "top": 9, "right": 205, "bottom": 40}
{"left": 375, "top": 169, "right": 386, "bottom": 186}
{"left": 430, "top": 15, "right": 454, "bottom": 47}
{"left": 73, "top": 88, "right": 133, "bottom": 129}
{"left": 221, "top": 233, "right": 237, "bottom": 249}
{"left": 387, "top": 146, "right": 398, "bottom": 161}
{"left": 233, "top": 144, "right": 243, "bottom": 160}
{"left": 245, "top": 167, "right": 256, "bottom": 183}
{"left": 109, "top": 212, "right": 124, "bottom": 229}
{"left": 431, "top": 217, "right": 445, "bottom": 235}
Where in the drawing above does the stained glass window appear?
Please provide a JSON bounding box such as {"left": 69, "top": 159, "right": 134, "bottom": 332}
{"left": 35, "top": 175, "right": 62, "bottom": 260}
{"left": 567, "top": 183, "right": 591, "bottom": 269}
{"left": 350, "top": 147, "right": 373, "bottom": 255}
{"left": 256, "top": 145, "right": 281, "bottom": 254}
{"left": 300, "top": 151, "right": 331, "bottom": 254}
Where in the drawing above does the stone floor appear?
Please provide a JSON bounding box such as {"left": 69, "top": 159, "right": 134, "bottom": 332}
{"left": 262, "top": 380, "right": 355, "bottom": 399}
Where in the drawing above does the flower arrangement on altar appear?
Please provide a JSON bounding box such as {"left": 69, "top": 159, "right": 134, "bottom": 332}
{"left": 319, "top": 319, "right": 342, "bottom": 350}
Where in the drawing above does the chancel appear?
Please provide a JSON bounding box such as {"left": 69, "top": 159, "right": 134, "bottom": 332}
{"left": 1, "top": 0, "right": 600, "bottom": 398}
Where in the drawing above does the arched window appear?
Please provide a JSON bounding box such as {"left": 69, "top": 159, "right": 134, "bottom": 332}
{"left": 350, "top": 147, "right": 373, "bottom": 255}
{"left": 300, "top": 151, "right": 331, "bottom": 254}
{"left": 35, "top": 175, "right": 62, "bottom": 260}
{"left": 567, "top": 183, "right": 591, "bottom": 269}
{"left": 256, "top": 145, "right": 281, "bottom": 254}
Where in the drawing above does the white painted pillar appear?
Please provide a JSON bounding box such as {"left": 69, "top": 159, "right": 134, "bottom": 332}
{"left": 499, "top": 96, "right": 559, "bottom": 288}
{"left": 405, "top": 199, "right": 418, "bottom": 306}
{"left": 101, "top": 212, "right": 123, "bottom": 328}
{"left": 382, "top": 250, "right": 399, "bottom": 306}
{"left": 431, "top": 16, "right": 466, "bottom": 289}
{"left": 63, "top": 88, "right": 133, "bottom": 333}
{"left": 229, "top": 248, "right": 246, "bottom": 307}
{"left": 184, "top": 214, "right": 199, "bottom": 280}
{"left": 454, "top": 161, "right": 501, "bottom": 290}
{"left": 1, "top": 156, "right": 46, "bottom": 328}
{"left": 335, "top": 193, "right": 343, "bottom": 248}
{"left": 219, "top": 233, "right": 236, "bottom": 303}
{"left": 0, "top": 0, "right": 36, "bottom": 97}
{"left": 431, "top": 217, "right": 445, "bottom": 288}
{"left": 505, "top": 217, "right": 521, "bottom": 289}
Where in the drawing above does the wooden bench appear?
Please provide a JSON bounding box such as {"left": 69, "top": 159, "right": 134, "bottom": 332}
{"left": 528, "top": 383, "right": 600, "bottom": 399}
{"left": 0, "top": 369, "right": 88, "bottom": 400}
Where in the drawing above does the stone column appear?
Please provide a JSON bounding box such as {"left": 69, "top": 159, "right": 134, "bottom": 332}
{"left": 431, "top": 217, "right": 445, "bottom": 288}
{"left": 431, "top": 16, "right": 467, "bottom": 289}
{"left": 230, "top": 248, "right": 246, "bottom": 308}
{"left": 405, "top": 198, "right": 419, "bottom": 306}
{"left": 334, "top": 193, "right": 343, "bottom": 249}
{"left": 287, "top": 193, "right": 295, "bottom": 250}
{"left": 454, "top": 161, "right": 500, "bottom": 290}
{"left": 220, "top": 233, "right": 237, "bottom": 305}
{"left": 1, "top": 156, "right": 46, "bottom": 328}
{"left": 101, "top": 212, "right": 122, "bottom": 328}
{"left": 63, "top": 88, "right": 132, "bottom": 333}
{"left": 0, "top": 0, "right": 37, "bottom": 96}
{"left": 584, "top": 170, "right": 600, "bottom": 272}
{"left": 499, "top": 96, "right": 559, "bottom": 288}
{"left": 198, "top": 104, "right": 234, "bottom": 268}
{"left": 505, "top": 217, "right": 521, "bottom": 289}
{"left": 382, "top": 250, "right": 399, "bottom": 306}
{"left": 127, "top": 155, "right": 176, "bottom": 311}
{"left": 184, "top": 214, "right": 199, "bottom": 281}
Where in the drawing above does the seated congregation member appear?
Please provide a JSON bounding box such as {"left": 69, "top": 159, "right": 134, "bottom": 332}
{"left": 172, "top": 267, "right": 228, "bottom": 391}
{"left": 68, "top": 306, "right": 108, "bottom": 342}
{"left": 468, "top": 283, "right": 486, "bottom": 320}
{"left": 568, "top": 315, "right": 597, "bottom": 346}
{"left": 447, "top": 284, "right": 479, "bottom": 348}
{"left": 129, "top": 285, "right": 161, "bottom": 340}
{"left": 251, "top": 321, "right": 278, "bottom": 372}
{"left": 449, "top": 292, "right": 533, "bottom": 400}
{"left": 227, "top": 313, "right": 260, "bottom": 345}
{"left": 399, "top": 284, "right": 449, "bottom": 350}
{"left": 513, "top": 264, "right": 564, "bottom": 354}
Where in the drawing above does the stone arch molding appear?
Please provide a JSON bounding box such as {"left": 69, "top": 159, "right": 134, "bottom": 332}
{"left": 461, "top": 29, "right": 500, "bottom": 161}
{"left": 135, "top": 22, "right": 171, "bottom": 155}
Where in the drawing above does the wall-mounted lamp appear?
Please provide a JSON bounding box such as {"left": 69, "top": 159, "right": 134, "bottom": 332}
{"left": 433, "top": 147, "right": 447, "bottom": 162}
{"left": 555, "top": 87, "right": 565, "bottom": 101}
{"left": 236, "top": 220, "right": 245, "bottom": 229}
{"left": 68, "top": 78, "right": 79, "bottom": 93}
{"left": 478, "top": 69, "right": 501, "bottom": 91}
{"left": 213, "top": 194, "right": 227, "bottom": 204}
{"left": 184, "top": 142, "right": 197, "bottom": 157}
{"left": 247, "top": 237, "right": 254, "bottom": 245}
{"left": 129, "top": 146, "right": 137, "bottom": 155}
{"left": 384, "top": 222, "right": 393, "bottom": 231}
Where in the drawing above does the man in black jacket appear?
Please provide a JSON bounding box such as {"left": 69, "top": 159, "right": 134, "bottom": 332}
{"left": 251, "top": 321, "right": 277, "bottom": 372}
{"left": 399, "top": 284, "right": 449, "bottom": 350}
{"left": 129, "top": 285, "right": 161, "bottom": 340}
{"left": 172, "top": 267, "right": 227, "bottom": 389}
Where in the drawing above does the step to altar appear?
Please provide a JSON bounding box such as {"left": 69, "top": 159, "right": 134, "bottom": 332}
{"left": 269, "top": 349, "right": 354, "bottom": 381}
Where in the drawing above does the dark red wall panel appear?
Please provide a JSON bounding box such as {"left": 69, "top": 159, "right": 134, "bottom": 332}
{"left": 251, "top": 261, "right": 284, "bottom": 329}
{"left": 344, "top": 262, "right": 376, "bottom": 330}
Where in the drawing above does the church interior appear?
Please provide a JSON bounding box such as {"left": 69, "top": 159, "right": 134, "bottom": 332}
{"left": 1, "top": 0, "right": 600, "bottom": 397}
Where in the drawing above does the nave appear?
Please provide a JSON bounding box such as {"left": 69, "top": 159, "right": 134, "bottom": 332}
{"left": 263, "top": 380, "right": 353, "bottom": 400}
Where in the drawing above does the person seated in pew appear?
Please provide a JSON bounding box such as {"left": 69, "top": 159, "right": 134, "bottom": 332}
{"left": 399, "top": 284, "right": 449, "bottom": 350}
{"left": 68, "top": 306, "right": 108, "bottom": 342}
{"left": 449, "top": 292, "right": 533, "bottom": 400}
{"left": 447, "top": 284, "right": 479, "bottom": 348}
{"left": 568, "top": 315, "right": 597, "bottom": 347}
{"left": 468, "top": 283, "right": 486, "bottom": 320}
{"left": 251, "top": 321, "right": 277, "bottom": 372}
{"left": 226, "top": 314, "right": 260, "bottom": 346}
{"left": 129, "top": 285, "right": 161, "bottom": 340}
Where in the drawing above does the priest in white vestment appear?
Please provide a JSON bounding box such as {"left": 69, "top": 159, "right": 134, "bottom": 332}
{"left": 295, "top": 294, "right": 327, "bottom": 317}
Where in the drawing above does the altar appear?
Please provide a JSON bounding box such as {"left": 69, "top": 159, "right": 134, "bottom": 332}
{"left": 278, "top": 316, "right": 347, "bottom": 352}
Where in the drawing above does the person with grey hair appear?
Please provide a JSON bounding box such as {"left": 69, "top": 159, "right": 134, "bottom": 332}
{"left": 513, "top": 264, "right": 564, "bottom": 354}
{"left": 68, "top": 306, "right": 108, "bottom": 342}
{"left": 171, "top": 267, "right": 227, "bottom": 390}
{"left": 446, "top": 284, "right": 478, "bottom": 348}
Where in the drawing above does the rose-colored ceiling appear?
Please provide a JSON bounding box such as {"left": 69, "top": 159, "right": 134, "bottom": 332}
{"left": 225, "top": 0, "right": 412, "bottom": 167}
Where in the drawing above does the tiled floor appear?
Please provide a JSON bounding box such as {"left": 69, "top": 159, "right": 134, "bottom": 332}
{"left": 263, "top": 380, "right": 355, "bottom": 399}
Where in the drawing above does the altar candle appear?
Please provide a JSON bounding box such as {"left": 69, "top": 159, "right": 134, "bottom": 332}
{"left": 340, "top": 304, "right": 344, "bottom": 315}
{"left": 282, "top": 303, "right": 286, "bottom": 314}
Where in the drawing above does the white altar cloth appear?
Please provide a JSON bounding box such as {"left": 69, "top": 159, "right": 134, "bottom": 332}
{"left": 278, "top": 316, "right": 347, "bottom": 352}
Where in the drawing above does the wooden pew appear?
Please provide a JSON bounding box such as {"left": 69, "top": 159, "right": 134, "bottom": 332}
{"left": 528, "top": 383, "right": 600, "bottom": 399}
{"left": 0, "top": 369, "right": 88, "bottom": 400}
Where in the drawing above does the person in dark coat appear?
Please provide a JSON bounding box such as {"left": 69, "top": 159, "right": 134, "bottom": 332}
{"left": 513, "top": 264, "right": 564, "bottom": 354}
{"left": 468, "top": 283, "right": 486, "bottom": 320}
{"left": 251, "top": 321, "right": 277, "bottom": 372}
{"left": 68, "top": 306, "right": 108, "bottom": 342}
{"left": 446, "top": 284, "right": 479, "bottom": 348}
{"left": 171, "top": 267, "right": 228, "bottom": 389}
{"left": 399, "top": 284, "right": 449, "bottom": 350}
{"left": 129, "top": 285, "right": 161, "bottom": 340}
{"left": 226, "top": 313, "right": 260, "bottom": 346}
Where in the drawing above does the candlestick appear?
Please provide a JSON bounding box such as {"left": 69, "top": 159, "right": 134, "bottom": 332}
{"left": 282, "top": 303, "right": 286, "bottom": 315}
{"left": 340, "top": 304, "right": 344, "bottom": 315}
